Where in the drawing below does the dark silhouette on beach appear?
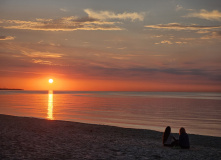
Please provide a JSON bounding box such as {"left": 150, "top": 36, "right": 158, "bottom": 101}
{"left": 179, "top": 127, "right": 190, "bottom": 149}
{"left": 162, "top": 126, "right": 178, "bottom": 147}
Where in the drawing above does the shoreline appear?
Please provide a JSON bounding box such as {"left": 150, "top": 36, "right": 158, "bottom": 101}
{"left": 0, "top": 114, "right": 221, "bottom": 159}
{"left": 0, "top": 88, "right": 23, "bottom": 90}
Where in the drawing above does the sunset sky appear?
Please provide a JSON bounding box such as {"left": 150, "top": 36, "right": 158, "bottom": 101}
{"left": 0, "top": 0, "right": 221, "bottom": 91}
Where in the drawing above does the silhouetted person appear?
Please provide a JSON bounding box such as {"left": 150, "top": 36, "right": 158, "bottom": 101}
{"left": 179, "top": 127, "right": 190, "bottom": 149}
{"left": 162, "top": 126, "right": 178, "bottom": 147}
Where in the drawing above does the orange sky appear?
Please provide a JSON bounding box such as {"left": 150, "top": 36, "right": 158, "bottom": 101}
{"left": 1, "top": 74, "right": 220, "bottom": 92}
{"left": 0, "top": 0, "right": 221, "bottom": 91}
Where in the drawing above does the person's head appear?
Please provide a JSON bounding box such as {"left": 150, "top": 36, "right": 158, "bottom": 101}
{"left": 179, "top": 127, "right": 186, "bottom": 135}
{"left": 165, "top": 126, "right": 171, "bottom": 134}
{"left": 163, "top": 126, "right": 171, "bottom": 144}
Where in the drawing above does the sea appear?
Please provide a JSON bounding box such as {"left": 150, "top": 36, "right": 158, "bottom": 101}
{"left": 0, "top": 90, "right": 221, "bottom": 137}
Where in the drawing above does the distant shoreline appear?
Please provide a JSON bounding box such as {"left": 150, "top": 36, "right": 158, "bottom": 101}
{"left": 0, "top": 88, "right": 24, "bottom": 90}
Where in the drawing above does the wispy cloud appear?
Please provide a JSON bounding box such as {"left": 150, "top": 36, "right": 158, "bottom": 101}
{"left": 22, "top": 51, "right": 63, "bottom": 58}
{"left": 175, "top": 41, "right": 187, "bottom": 44}
{"left": 76, "top": 65, "right": 221, "bottom": 83}
{"left": 0, "top": 35, "right": 15, "bottom": 40}
{"left": 84, "top": 9, "right": 145, "bottom": 21}
{"left": 175, "top": 5, "right": 193, "bottom": 12}
{"left": 117, "top": 47, "right": 127, "bottom": 50}
{"left": 60, "top": 8, "right": 68, "bottom": 12}
{"left": 0, "top": 16, "right": 123, "bottom": 31}
{"left": 155, "top": 40, "right": 187, "bottom": 45}
{"left": 160, "top": 40, "right": 173, "bottom": 45}
{"left": 185, "top": 9, "right": 221, "bottom": 21}
{"left": 0, "top": 9, "right": 145, "bottom": 31}
{"left": 151, "top": 35, "right": 163, "bottom": 38}
{"left": 201, "top": 31, "right": 221, "bottom": 39}
{"left": 175, "top": 5, "right": 183, "bottom": 11}
{"left": 196, "top": 30, "right": 210, "bottom": 34}
{"left": 0, "top": 42, "right": 65, "bottom": 66}
{"left": 145, "top": 23, "right": 221, "bottom": 30}
{"left": 32, "top": 59, "right": 52, "bottom": 65}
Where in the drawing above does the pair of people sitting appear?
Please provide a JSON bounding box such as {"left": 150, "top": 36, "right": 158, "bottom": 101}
{"left": 163, "top": 126, "right": 190, "bottom": 149}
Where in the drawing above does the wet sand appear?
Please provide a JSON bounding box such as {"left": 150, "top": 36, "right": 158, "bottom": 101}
{"left": 0, "top": 114, "right": 220, "bottom": 160}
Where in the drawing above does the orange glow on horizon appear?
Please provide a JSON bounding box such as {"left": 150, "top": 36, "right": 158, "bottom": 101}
{"left": 0, "top": 76, "right": 221, "bottom": 92}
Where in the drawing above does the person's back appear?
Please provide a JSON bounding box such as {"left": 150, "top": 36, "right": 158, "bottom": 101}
{"left": 179, "top": 128, "right": 190, "bottom": 149}
{"left": 163, "top": 126, "right": 178, "bottom": 147}
{"left": 164, "top": 133, "right": 174, "bottom": 146}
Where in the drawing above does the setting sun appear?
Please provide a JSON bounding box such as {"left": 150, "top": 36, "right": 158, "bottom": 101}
{"left": 49, "top": 79, "right": 53, "bottom": 84}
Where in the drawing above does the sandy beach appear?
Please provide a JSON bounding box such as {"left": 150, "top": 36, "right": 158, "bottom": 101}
{"left": 0, "top": 114, "right": 220, "bottom": 160}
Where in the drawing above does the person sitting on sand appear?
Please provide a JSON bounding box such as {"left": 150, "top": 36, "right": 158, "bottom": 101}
{"left": 163, "top": 126, "right": 178, "bottom": 147}
{"left": 179, "top": 127, "right": 190, "bottom": 149}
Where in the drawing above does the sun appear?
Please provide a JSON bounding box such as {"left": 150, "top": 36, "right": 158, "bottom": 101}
{"left": 49, "top": 79, "right": 53, "bottom": 84}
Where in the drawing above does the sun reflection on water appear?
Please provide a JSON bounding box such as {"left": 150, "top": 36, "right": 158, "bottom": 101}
{"left": 47, "top": 90, "right": 54, "bottom": 120}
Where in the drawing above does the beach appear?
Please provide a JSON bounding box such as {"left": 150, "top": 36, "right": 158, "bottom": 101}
{"left": 0, "top": 114, "right": 220, "bottom": 160}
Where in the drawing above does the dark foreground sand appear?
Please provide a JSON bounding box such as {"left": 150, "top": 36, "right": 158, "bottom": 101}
{"left": 0, "top": 114, "right": 220, "bottom": 160}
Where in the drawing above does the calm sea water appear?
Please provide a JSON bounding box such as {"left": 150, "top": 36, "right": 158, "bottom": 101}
{"left": 0, "top": 90, "right": 221, "bottom": 137}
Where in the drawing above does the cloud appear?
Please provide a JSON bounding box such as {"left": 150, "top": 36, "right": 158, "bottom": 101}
{"left": 201, "top": 31, "right": 221, "bottom": 39}
{"left": 145, "top": 23, "right": 221, "bottom": 30}
{"left": 175, "top": 5, "right": 183, "bottom": 11}
{"left": 60, "top": 8, "right": 68, "bottom": 12}
{"left": 32, "top": 59, "right": 52, "bottom": 65}
{"left": 0, "top": 36, "right": 15, "bottom": 40}
{"left": 22, "top": 51, "right": 63, "bottom": 58}
{"left": 160, "top": 40, "right": 173, "bottom": 45}
{"left": 84, "top": 9, "right": 145, "bottom": 21}
{"left": 0, "top": 9, "right": 145, "bottom": 32}
{"left": 196, "top": 30, "right": 210, "bottom": 34}
{"left": 0, "top": 16, "right": 123, "bottom": 31}
{"left": 185, "top": 9, "right": 221, "bottom": 21}
{"left": 175, "top": 41, "right": 187, "bottom": 44}
{"left": 79, "top": 64, "right": 221, "bottom": 83}
{"left": 155, "top": 40, "right": 187, "bottom": 45}
{"left": 151, "top": 35, "right": 163, "bottom": 38}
